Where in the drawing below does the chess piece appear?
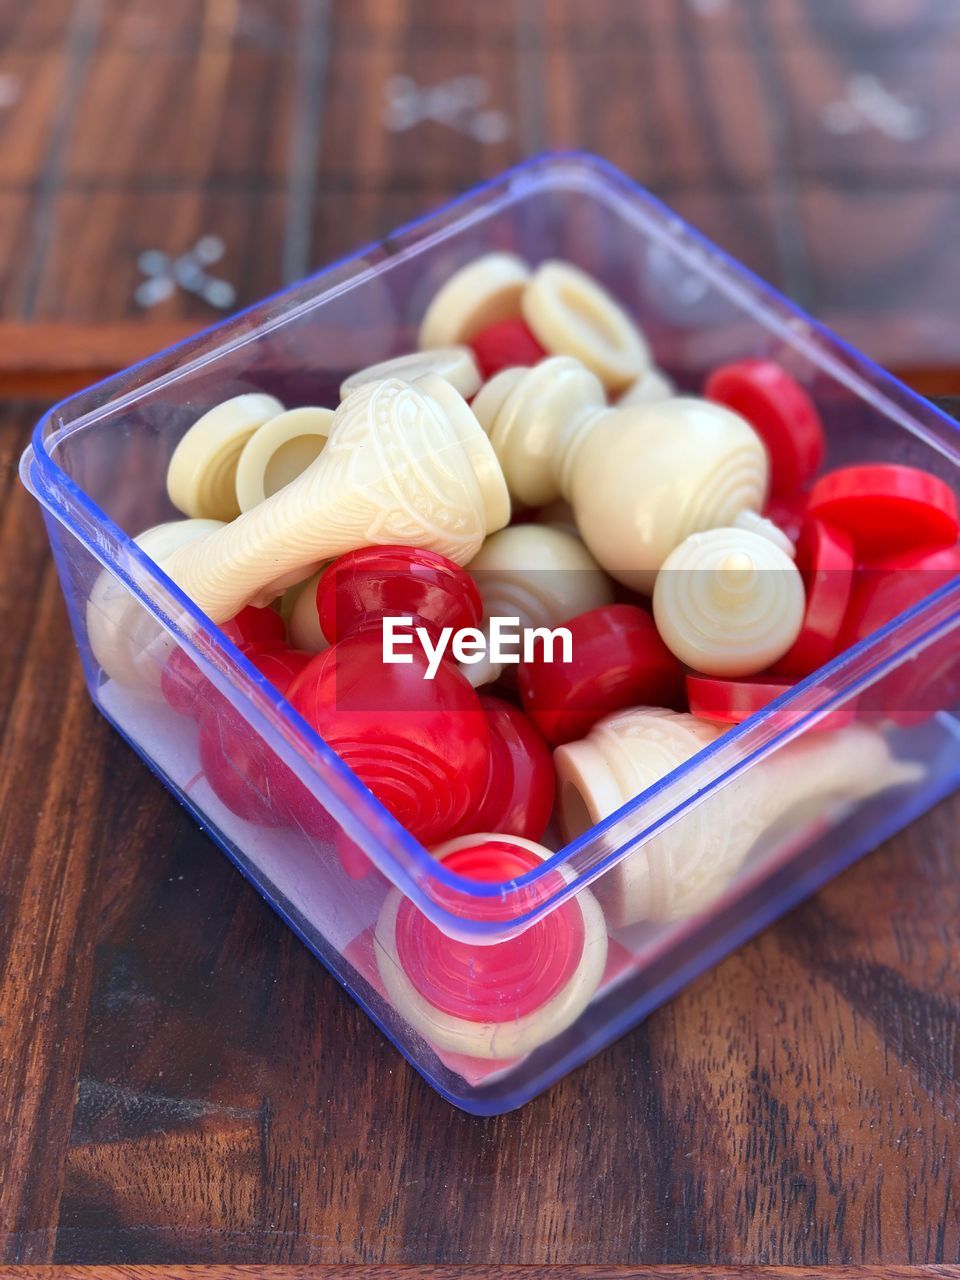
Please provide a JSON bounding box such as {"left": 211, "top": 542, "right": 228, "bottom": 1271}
{"left": 285, "top": 569, "right": 330, "bottom": 653}
{"left": 288, "top": 630, "right": 490, "bottom": 844}
{"left": 807, "top": 463, "right": 958, "bottom": 562}
{"left": 477, "top": 356, "right": 769, "bottom": 592}
{"left": 340, "top": 347, "right": 481, "bottom": 402}
{"left": 555, "top": 708, "right": 922, "bottom": 927}
{"left": 159, "top": 375, "right": 510, "bottom": 624}
{"left": 462, "top": 523, "right": 615, "bottom": 685}
{"left": 87, "top": 516, "right": 224, "bottom": 692}
{"left": 234, "top": 407, "right": 335, "bottom": 512}
{"left": 167, "top": 393, "right": 285, "bottom": 520}
{"left": 469, "top": 317, "right": 546, "bottom": 379}
{"left": 618, "top": 366, "right": 675, "bottom": 406}
{"left": 773, "top": 518, "right": 854, "bottom": 677}
{"left": 522, "top": 260, "right": 651, "bottom": 393}
{"left": 652, "top": 526, "right": 805, "bottom": 677}
{"left": 519, "top": 603, "right": 684, "bottom": 745}
{"left": 705, "top": 359, "right": 825, "bottom": 498}
{"left": 375, "top": 834, "right": 608, "bottom": 1059}
{"left": 316, "top": 544, "right": 483, "bottom": 647}
{"left": 289, "top": 544, "right": 491, "bottom": 844}
{"left": 448, "top": 696, "right": 555, "bottom": 842}
{"left": 733, "top": 509, "right": 795, "bottom": 557}
{"left": 418, "top": 252, "right": 530, "bottom": 348}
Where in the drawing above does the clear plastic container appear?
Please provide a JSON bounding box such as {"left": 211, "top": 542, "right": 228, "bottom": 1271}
{"left": 19, "top": 154, "right": 959, "bottom": 1114}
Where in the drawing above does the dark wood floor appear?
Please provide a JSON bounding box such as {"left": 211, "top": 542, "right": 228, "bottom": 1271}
{"left": 0, "top": 0, "right": 958, "bottom": 1270}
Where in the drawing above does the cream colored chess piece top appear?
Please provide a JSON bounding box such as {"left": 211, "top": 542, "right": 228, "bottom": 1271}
{"left": 167, "top": 393, "right": 284, "bottom": 521}
{"left": 555, "top": 708, "right": 923, "bottom": 928}
{"left": 340, "top": 346, "right": 481, "bottom": 402}
{"left": 477, "top": 356, "right": 769, "bottom": 592}
{"left": 618, "top": 366, "right": 675, "bottom": 407}
{"left": 87, "top": 517, "right": 225, "bottom": 692}
{"left": 374, "top": 834, "right": 608, "bottom": 1060}
{"left": 418, "top": 252, "right": 530, "bottom": 348}
{"left": 652, "top": 526, "right": 805, "bottom": 677}
{"left": 285, "top": 569, "right": 329, "bottom": 653}
{"left": 522, "top": 260, "right": 651, "bottom": 393}
{"left": 234, "top": 407, "right": 335, "bottom": 513}
{"left": 462, "top": 523, "right": 615, "bottom": 686}
{"left": 160, "top": 375, "right": 510, "bottom": 624}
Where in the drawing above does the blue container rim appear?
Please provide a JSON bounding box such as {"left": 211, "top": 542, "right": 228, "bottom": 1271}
{"left": 18, "top": 151, "right": 960, "bottom": 936}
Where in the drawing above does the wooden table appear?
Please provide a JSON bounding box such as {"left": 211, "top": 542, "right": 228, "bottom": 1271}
{"left": 1, "top": 1, "right": 959, "bottom": 1272}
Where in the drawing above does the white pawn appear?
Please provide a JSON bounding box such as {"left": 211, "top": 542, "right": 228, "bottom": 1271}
{"left": 653, "top": 526, "right": 805, "bottom": 677}
{"left": 477, "top": 356, "right": 769, "bottom": 592}
{"left": 462, "top": 523, "right": 615, "bottom": 686}
{"left": 87, "top": 517, "right": 224, "bottom": 692}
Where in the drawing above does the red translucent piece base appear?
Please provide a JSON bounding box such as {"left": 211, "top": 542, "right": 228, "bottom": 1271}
{"left": 395, "top": 841, "right": 582, "bottom": 1022}
{"left": 287, "top": 632, "right": 490, "bottom": 843}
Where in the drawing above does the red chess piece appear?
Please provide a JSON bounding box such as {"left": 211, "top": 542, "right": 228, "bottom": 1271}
{"left": 394, "top": 839, "right": 584, "bottom": 1024}
{"left": 162, "top": 603, "right": 288, "bottom": 715}
{"left": 686, "top": 673, "right": 856, "bottom": 730}
{"left": 245, "top": 645, "right": 314, "bottom": 696}
{"left": 374, "top": 835, "right": 608, "bottom": 1059}
{"left": 705, "top": 359, "right": 826, "bottom": 497}
{"left": 469, "top": 318, "right": 547, "bottom": 380}
{"left": 519, "top": 603, "right": 684, "bottom": 745}
{"left": 773, "top": 518, "right": 855, "bottom": 677}
{"left": 317, "top": 545, "right": 483, "bottom": 646}
{"left": 839, "top": 541, "right": 960, "bottom": 724}
{"left": 807, "top": 464, "right": 958, "bottom": 562}
{"left": 220, "top": 603, "right": 287, "bottom": 650}
{"left": 449, "top": 695, "right": 555, "bottom": 843}
{"left": 288, "top": 632, "right": 490, "bottom": 844}
{"left": 199, "top": 704, "right": 298, "bottom": 828}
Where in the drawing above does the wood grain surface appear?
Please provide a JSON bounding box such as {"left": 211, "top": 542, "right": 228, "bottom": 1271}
{"left": 6, "top": 1268, "right": 960, "bottom": 1280}
{"left": 5, "top": 1269, "right": 960, "bottom": 1280}
{"left": 1, "top": 0, "right": 959, "bottom": 1271}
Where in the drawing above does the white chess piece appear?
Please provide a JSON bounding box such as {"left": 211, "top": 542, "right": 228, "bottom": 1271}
{"left": 234, "top": 407, "right": 335, "bottom": 513}
{"left": 556, "top": 709, "right": 923, "bottom": 927}
{"left": 478, "top": 356, "right": 769, "bottom": 592}
{"left": 522, "top": 260, "right": 651, "bottom": 393}
{"left": 618, "top": 366, "right": 675, "bottom": 407}
{"left": 418, "top": 253, "right": 530, "bottom": 349}
{"left": 340, "top": 347, "right": 481, "bottom": 402}
{"left": 87, "top": 517, "right": 225, "bottom": 693}
{"left": 167, "top": 393, "right": 285, "bottom": 520}
{"left": 462, "top": 523, "right": 615, "bottom": 686}
{"left": 653, "top": 526, "right": 805, "bottom": 677}
{"left": 161, "top": 375, "right": 510, "bottom": 624}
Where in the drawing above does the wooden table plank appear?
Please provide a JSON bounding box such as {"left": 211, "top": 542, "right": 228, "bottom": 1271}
{"left": 9, "top": 1266, "right": 960, "bottom": 1280}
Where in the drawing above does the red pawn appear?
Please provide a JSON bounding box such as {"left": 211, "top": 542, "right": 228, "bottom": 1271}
{"left": 317, "top": 545, "right": 483, "bottom": 646}
{"left": 705, "top": 359, "right": 825, "bottom": 498}
{"left": 220, "top": 603, "right": 286, "bottom": 650}
{"left": 807, "top": 464, "right": 958, "bottom": 563}
{"left": 469, "top": 318, "right": 547, "bottom": 380}
{"left": 448, "top": 696, "right": 555, "bottom": 843}
{"left": 519, "top": 603, "right": 685, "bottom": 746}
{"left": 773, "top": 518, "right": 855, "bottom": 677}
{"left": 288, "top": 632, "right": 490, "bottom": 844}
